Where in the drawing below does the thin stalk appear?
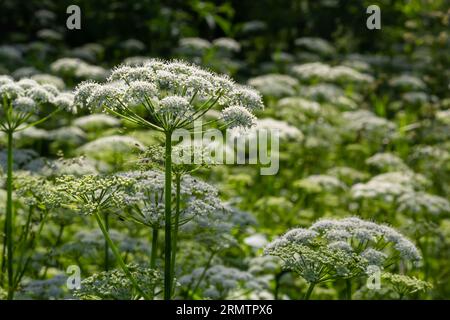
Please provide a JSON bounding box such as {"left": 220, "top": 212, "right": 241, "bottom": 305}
{"left": 150, "top": 228, "right": 158, "bottom": 269}
{"left": 191, "top": 251, "right": 216, "bottom": 298}
{"left": 6, "top": 130, "right": 14, "bottom": 300}
{"left": 0, "top": 222, "right": 6, "bottom": 286}
{"left": 304, "top": 283, "right": 316, "bottom": 300}
{"left": 93, "top": 211, "right": 150, "bottom": 300}
{"left": 346, "top": 279, "right": 352, "bottom": 300}
{"left": 164, "top": 130, "right": 173, "bottom": 300}
{"left": 170, "top": 174, "right": 181, "bottom": 295}
{"left": 42, "top": 224, "right": 65, "bottom": 279}
{"left": 104, "top": 212, "right": 110, "bottom": 271}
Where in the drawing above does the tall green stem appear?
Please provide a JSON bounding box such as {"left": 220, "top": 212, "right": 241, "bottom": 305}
{"left": 304, "top": 283, "right": 316, "bottom": 300}
{"left": 94, "top": 211, "right": 150, "bottom": 300}
{"left": 164, "top": 130, "right": 173, "bottom": 300}
{"left": 150, "top": 227, "right": 158, "bottom": 269}
{"left": 346, "top": 279, "right": 352, "bottom": 300}
{"left": 104, "top": 212, "right": 109, "bottom": 271}
{"left": 170, "top": 174, "right": 181, "bottom": 295}
{"left": 6, "top": 130, "right": 14, "bottom": 300}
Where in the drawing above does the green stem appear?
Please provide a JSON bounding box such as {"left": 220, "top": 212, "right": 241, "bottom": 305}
{"left": 170, "top": 174, "right": 181, "bottom": 295}
{"left": 304, "top": 283, "right": 316, "bottom": 300}
{"left": 191, "top": 251, "right": 216, "bottom": 298}
{"left": 93, "top": 211, "right": 150, "bottom": 300}
{"left": 6, "top": 130, "right": 14, "bottom": 300}
{"left": 346, "top": 279, "right": 352, "bottom": 300}
{"left": 164, "top": 130, "right": 173, "bottom": 300}
{"left": 104, "top": 212, "right": 109, "bottom": 271}
{"left": 150, "top": 227, "right": 158, "bottom": 269}
{"left": 42, "top": 224, "right": 65, "bottom": 279}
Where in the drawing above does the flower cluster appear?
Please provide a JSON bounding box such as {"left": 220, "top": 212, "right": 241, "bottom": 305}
{"left": 50, "top": 58, "right": 108, "bottom": 81}
{"left": 74, "top": 59, "right": 263, "bottom": 131}
{"left": 179, "top": 265, "right": 266, "bottom": 299}
{"left": 264, "top": 217, "right": 421, "bottom": 284}
{"left": 55, "top": 174, "right": 133, "bottom": 215}
{"left": 120, "top": 170, "right": 224, "bottom": 228}
{"left": 0, "top": 76, "right": 75, "bottom": 130}
{"left": 74, "top": 264, "right": 162, "bottom": 300}
{"left": 292, "top": 63, "right": 373, "bottom": 84}
{"left": 365, "top": 152, "right": 409, "bottom": 172}
{"left": 247, "top": 74, "right": 299, "bottom": 98}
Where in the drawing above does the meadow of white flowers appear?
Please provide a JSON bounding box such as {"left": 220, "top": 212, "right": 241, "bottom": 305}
{"left": 0, "top": 1, "right": 449, "bottom": 301}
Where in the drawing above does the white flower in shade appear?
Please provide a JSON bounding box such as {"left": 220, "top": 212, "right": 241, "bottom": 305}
{"left": 51, "top": 58, "right": 107, "bottom": 80}
{"left": 243, "top": 233, "right": 268, "bottom": 248}
{"left": 41, "top": 84, "right": 60, "bottom": 96}
{"left": 327, "top": 66, "right": 374, "bottom": 84}
{"left": 255, "top": 118, "right": 303, "bottom": 140}
{"left": 221, "top": 105, "right": 257, "bottom": 129}
{"left": 302, "top": 84, "right": 344, "bottom": 102}
{"left": 294, "top": 174, "right": 346, "bottom": 193}
{"left": 390, "top": 74, "right": 426, "bottom": 91}
{"left": 292, "top": 62, "right": 331, "bottom": 81}
{"left": 50, "top": 57, "right": 82, "bottom": 74}
{"left": 17, "top": 78, "right": 39, "bottom": 90}
{"left": 75, "top": 64, "right": 108, "bottom": 80}
{"left": 120, "top": 38, "right": 145, "bottom": 51}
{"left": 277, "top": 97, "right": 320, "bottom": 115}
{"left": 78, "top": 135, "right": 145, "bottom": 156}
{"left": 402, "top": 91, "right": 429, "bottom": 104}
{"left": 397, "top": 191, "right": 450, "bottom": 217}
{"left": 49, "top": 126, "right": 87, "bottom": 146}
{"left": 0, "top": 83, "right": 24, "bottom": 99}
{"left": 435, "top": 109, "right": 450, "bottom": 125}
{"left": 247, "top": 74, "right": 299, "bottom": 98}
{"left": 31, "top": 74, "right": 65, "bottom": 90}
{"left": 212, "top": 37, "right": 241, "bottom": 52}
{"left": 73, "top": 114, "right": 121, "bottom": 131}
{"left": 371, "top": 171, "right": 429, "bottom": 190}
{"left": 178, "top": 37, "right": 211, "bottom": 53}
{"left": 53, "top": 92, "right": 75, "bottom": 112}
{"left": 26, "top": 86, "right": 54, "bottom": 103}
{"left": 351, "top": 180, "right": 411, "bottom": 202}
{"left": 342, "top": 110, "right": 396, "bottom": 138}
{"left": 366, "top": 152, "right": 408, "bottom": 172}
{"left": 122, "top": 56, "right": 153, "bottom": 66}
{"left": 13, "top": 97, "right": 36, "bottom": 113}
{"left": 1, "top": 78, "right": 74, "bottom": 124}
{"left": 294, "top": 37, "right": 335, "bottom": 56}
{"left": 0, "top": 75, "right": 14, "bottom": 86}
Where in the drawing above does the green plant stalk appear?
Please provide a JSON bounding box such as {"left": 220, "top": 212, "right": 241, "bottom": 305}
{"left": 304, "top": 283, "right": 316, "bottom": 300}
{"left": 104, "top": 212, "right": 109, "bottom": 271}
{"left": 164, "top": 130, "right": 173, "bottom": 300}
{"left": 0, "top": 222, "right": 6, "bottom": 286}
{"left": 191, "top": 251, "right": 216, "bottom": 298}
{"left": 346, "top": 279, "right": 352, "bottom": 300}
{"left": 170, "top": 174, "right": 181, "bottom": 294}
{"left": 150, "top": 227, "right": 158, "bottom": 269}
{"left": 6, "top": 130, "right": 14, "bottom": 300}
{"left": 94, "top": 211, "right": 150, "bottom": 300}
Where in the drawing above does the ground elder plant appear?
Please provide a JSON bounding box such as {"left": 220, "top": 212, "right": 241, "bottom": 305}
{"left": 74, "top": 59, "right": 264, "bottom": 299}
{"left": 264, "top": 217, "right": 423, "bottom": 299}
{"left": 1, "top": 1, "right": 449, "bottom": 302}
{"left": 0, "top": 75, "right": 73, "bottom": 299}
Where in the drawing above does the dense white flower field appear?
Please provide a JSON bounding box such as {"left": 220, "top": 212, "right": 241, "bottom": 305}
{"left": 0, "top": 0, "right": 449, "bottom": 301}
